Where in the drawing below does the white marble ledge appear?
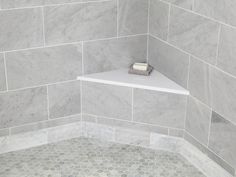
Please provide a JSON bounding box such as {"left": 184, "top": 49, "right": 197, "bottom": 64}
{"left": 77, "top": 69, "right": 189, "bottom": 95}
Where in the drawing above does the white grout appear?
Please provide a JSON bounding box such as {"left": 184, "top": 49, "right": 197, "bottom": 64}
{"left": 3, "top": 53, "right": 9, "bottom": 91}
{"left": 116, "top": 0, "right": 119, "bottom": 37}
{"left": 41, "top": 7, "right": 46, "bottom": 46}
{"left": 215, "top": 24, "right": 222, "bottom": 66}
{"left": 131, "top": 88, "right": 134, "bottom": 121}
{"left": 146, "top": 0, "right": 151, "bottom": 62}
{"left": 46, "top": 85, "right": 50, "bottom": 120}
{"left": 166, "top": 3, "right": 171, "bottom": 41}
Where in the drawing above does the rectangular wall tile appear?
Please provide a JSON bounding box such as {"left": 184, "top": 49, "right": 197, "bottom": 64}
{"left": 0, "top": 8, "right": 43, "bottom": 51}
{"left": 48, "top": 81, "right": 81, "bottom": 119}
{"left": 188, "top": 56, "right": 211, "bottom": 106}
{"left": 83, "top": 35, "right": 147, "bottom": 74}
{"left": 133, "top": 88, "right": 187, "bottom": 129}
{"left": 194, "top": 0, "right": 236, "bottom": 27}
{"left": 162, "top": 0, "right": 193, "bottom": 10}
{"left": 209, "top": 112, "right": 236, "bottom": 169}
{"left": 148, "top": 36, "right": 189, "bottom": 88}
{"left": 6, "top": 44, "right": 82, "bottom": 89}
{"left": 82, "top": 81, "right": 132, "bottom": 120}
{"left": 168, "top": 6, "right": 219, "bottom": 64}
{"left": 149, "top": 0, "right": 169, "bottom": 40}
{"left": 118, "top": 0, "right": 148, "bottom": 36}
{"left": 0, "top": 0, "right": 83, "bottom": 9}
{"left": 217, "top": 25, "right": 236, "bottom": 77}
{"left": 0, "top": 54, "right": 6, "bottom": 91}
{"left": 210, "top": 68, "right": 236, "bottom": 125}
{"left": 44, "top": 1, "right": 117, "bottom": 45}
{"left": 186, "top": 96, "right": 211, "bottom": 145}
{"left": 0, "top": 87, "right": 47, "bottom": 129}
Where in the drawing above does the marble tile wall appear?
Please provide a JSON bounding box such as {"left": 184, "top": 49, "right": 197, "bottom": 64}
{"left": 148, "top": 0, "right": 236, "bottom": 175}
{"left": 0, "top": 0, "right": 148, "bottom": 138}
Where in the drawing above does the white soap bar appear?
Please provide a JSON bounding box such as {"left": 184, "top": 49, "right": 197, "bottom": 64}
{"left": 133, "top": 63, "right": 148, "bottom": 71}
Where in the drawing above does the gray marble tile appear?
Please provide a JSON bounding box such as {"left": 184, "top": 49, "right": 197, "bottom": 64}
{"left": 149, "top": 0, "right": 169, "bottom": 40}
{"left": 0, "top": 8, "right": 43, "bottom": 52}
{"left": 0, "top": 129, "right": 9, "bottom": 137}
{"left": 82, "top": 114, "right": 97, "bottom": 123}
{"left": 194, "top": 0, "right": 236, "bottom": 27}
{"left": 133, "top": 88, "right": 187, "bottom": 129}
{"left": 168, "top": 6, "right": 220, "bottom": 65}
{"left": 0, "top": 0, "right": 83, "bottom": 8}
{"left": 6, "top": 44, "right": 82, "bottom": 89}
{"left": 83, "top": 35, "right": 147, "bottom": 74}
{"left": 169, "top": 128, "right": 184, "bottom": 137}
{"left": 162, "top": 0, "right": 193, "bottom": 10}
{"left": 48, "top": 81, "right": 81, "bottom": 119}
{"left": 0, "top": 54, "right": 6, "bottom": 91}
{"left": 209, "top": 112, "right": 236, "bottom": 170}
{"left": 118, "top": 0, "right": 148, "bottom": 36}
{"left": 217, "top": 25, "right": 236, "bottom": 77}
{"left": 96, "top": 116, "right": 169, "bottom": 135}
{"left": 210, "top": 68, "right": 236, "bottom": 125}
{"left": 11, "top": 114, "right": 81, "bottom": 135}
{"left": 188, "top": 56, "right": 211, "bottom": 106}
{"left": 148, "top": 36, "right": 189, "bottom": 88}
{"left": 0, "top": 87, "right": 47, "bottom": 129}
{"left": 186, "top": 96, "right": 211, "bottom": 145}
{"left": 82, "top": 82, "right": 132, "bottom": 121}
{"left": 44, "top": 1, "right": 117, "bottom": 45}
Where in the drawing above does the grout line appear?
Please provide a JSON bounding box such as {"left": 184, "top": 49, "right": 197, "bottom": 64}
{"left": 116, "top": 0, "right": 119, "bottom": 37}
{"left": 80, "top": 81, "right": 83, "bottom": 119}
{"left": 215, "top": 24, "right": 222, "bottom": 66}
{"left": 41, "top": 7, "right": 46, "bottom": 46}
{"left": 166, "top": 3, "right": 171, "bottom": 41}
{"left": 146, "top": 0, "right": 150, "bottom": 62}
{"left": 186, "top": 55, "right": 191, "bottom": 90}
{"left": 183, "top": 94, "right": 189, "bottom": 131}
{"left": 46, "top": 85, "right": 50, "bottom": 119}
{"left": 206, "top": 110, "right": 213, "bottom": 147}
{"left": 81, "top": 42, "right": 84, "bottom": 75}
{"left": 146, "top": 34, "right": 149, "bottom": 62}
{"left": 3, "top": 53, "right": 9, "bottom": 91}
{"left": 131, "top": 88, "right": 134, "bottom": 121}
{"left": 192, "top": 0, "right": 194, "bottom": 11}
{"left": 3, "top": 33, "right": 147, "bottom": 54}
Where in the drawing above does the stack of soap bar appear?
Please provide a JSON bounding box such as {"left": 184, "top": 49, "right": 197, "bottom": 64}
{"left": 132, "top": 63, "right": 148, "bottom": 71}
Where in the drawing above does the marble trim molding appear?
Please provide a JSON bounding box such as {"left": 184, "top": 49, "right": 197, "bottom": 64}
{"left": 0, "top": 120, "right": 233, "bottom": 177}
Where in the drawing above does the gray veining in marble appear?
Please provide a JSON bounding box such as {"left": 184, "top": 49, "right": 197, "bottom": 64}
{"left": 194, "top": 0, "right": 236, "bottom": 27}
{"left": 48, "top": 81, "right": 81, "bottom": 119}
{"left": 6, "top": 44, "right": 82, "bottom": 89}
{"left": 162, "top": 0, "right": 193, "bottom": 10}
{"left": 83, "top": 35, "right": 147, "bottom": 74}
{"left": 82, "top": 81, "right": 132, "bottom": 121}
{"left": 0, "top": 8, "right": 43, "bottom": 52}
{"left": 148, "top": 36, "right": 189, "bottom": 88}
{"left": 149, "top": 0, "right": 169, "bottom": 40}
{"left": 0, "top": 137, "right": 206, "bottom": 177}
{"left": 118, "top": 0, "right": 148, "bottom": 36}
{"left": 217, "top": 25, "right": 236, "bottom": 77}
{"left": 168, "top": 6, "right": 219, "bottom": 64}
{"left": 188, "top": 56, "right": 211, "bottom": 106}
{"left": 0, "top": 54, "right": 6, "bottom": 92}
{"left": 0, "top": 87, "right": 47, "bottom": 129}
{"left": 133, "top": 88, "right": 187, "bottom": 129}
{"left": 210, "top": 68, "right": 236, "bottom": 125}
{"left": 44, "top": 1, "right": 117, "bottom": 45}
{"left": 186, "top": 96, "right": 211, "bottom": 145}
{"left": 209, "top": 112, "right": 236, "bottom": 169}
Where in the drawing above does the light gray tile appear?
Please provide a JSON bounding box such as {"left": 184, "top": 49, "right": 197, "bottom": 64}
{"left": 169, "top": 6, "right": 220, "bottom": 65}
{"left": 194, "top": 0, "right": 236, "bottom": 27}
{"left": 96, "top": 116, "right": 168, "bottom": 135}
{"left": 0, "top": 0, "right": 83, "bottom": 8}
{"left": 211, "top": 68, "right": 236, "bottom": 125}
{"left": 0, "top": 54, "right": 6, "bottom": 91}
{"left": 133, "top": 88, "right": 187, "bottom": 129}
{"left": 83, "top": 35, "right": 147, "bottom": 74}
{"left": 11, "top": 114, "right": 81, "bottom": 135}
{"left": 0, "top": 129, "right": 9, "bottom": 137}
{"left": 82, "top": 114, "right": 97, "bottom": 123}
{"left": 209, "top": 112, "right": 236, "bottom": 169}
{"left": 169, "top": 128, "right": 184, "bottom": 137}
{"left": 217, "top": 25, "right": 236, "bottom": 77}
{"left": 48, "top": 81, "right": 81, "bottom": 119}
{"left": 118, "top": 0, "right": 148, "bottom": 36}
{"left": 149, "top": 0, "right": 169, "bottom": 40}
{"left": 189, "top": 56, "right": 211, "bottom": 106}
{"left": 162, "top": 0, "right": 193, "bottom": 10}
{"left": 186, "top": 97, "right": 211, "bottom": 145}
{"left": 44, "top": 1, "right": 117, "bottom": 45}
{"left": 6, "top": 44, "right": 82, "bottom": 89}
{"left": 0, "top": 87, "right": 47, "bottom": 129}
{"left": 82, "top": 82, "right": 132, "bottom": 121}
{"left": 148, "top": 36, "right": 189, "bottom": 88}
{"left": 0, "top": 8, "right": 43, "bottom": 51}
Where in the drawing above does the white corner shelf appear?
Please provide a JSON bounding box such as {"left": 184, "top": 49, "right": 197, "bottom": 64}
{"left": 77, "top": 69, "right": 189, "bottom": 95}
